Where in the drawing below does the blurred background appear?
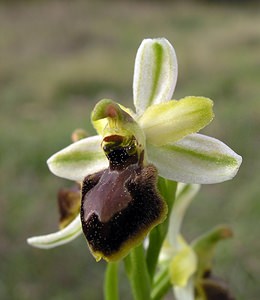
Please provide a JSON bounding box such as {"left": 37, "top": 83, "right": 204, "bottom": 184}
{"left": 0, "top": 0, "right": 259, "bottom": 299}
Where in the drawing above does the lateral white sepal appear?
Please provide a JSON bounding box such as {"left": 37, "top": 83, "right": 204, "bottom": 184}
{"left": 27, "top": 215, "right": 82, "bottom": 249}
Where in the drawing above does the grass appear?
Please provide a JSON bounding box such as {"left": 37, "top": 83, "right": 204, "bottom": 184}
{"left": 0, "top": 0, "right": 259, "bottom": 299}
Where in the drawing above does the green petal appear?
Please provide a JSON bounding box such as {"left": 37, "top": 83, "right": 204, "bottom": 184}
{"left": 91, "top": 99, "right": 146, "bottom": 152}
{"left": 27, "top": 215, "right": 82, "bottom": 249}
{"left": 92, "top": 103, "right": 136, "bottom": 136}
{"left": 47, "top": 135, "right": 108, "bottom": 181}
{"left": 133, "top": 38, "right": 178, "bottom": 115}
{"left": 139, "top": 97, "right": 214, "bottom": 146}
{"left": 169, "top": 244, "right": 197, "bottom": 287}
{"left": 147, "top": 133, "right": 242, "bottom": 184}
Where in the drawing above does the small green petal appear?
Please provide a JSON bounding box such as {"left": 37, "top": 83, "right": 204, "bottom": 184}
{"left": 47, "top": 135, "right": 108, "bottom": 181}
{"left": 92, "top": 102, "right": 136, "bottom": 136}
{"left": 91, "top": 99, "right": 146, "bottom": 155}
{"left": 139, "top": 97, "right": 214, "bottom": 146}
{"left": 27, "top": 215, "right": 82, "bottom": 249}
{"left": 147, "top": 133, "right": 242, "bottom": 184}
{"left": 92, "top": 118, "right": 108, "bottom": 136}
{"left": 169, "top": 244, "right": 197, "bottom": 287}
{"left": 133, "top": 38, "right": 178, "bottom": 115}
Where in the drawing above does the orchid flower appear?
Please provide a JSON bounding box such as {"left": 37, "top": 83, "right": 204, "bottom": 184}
{"left": 27, "top": 38, "right": 242, "bottom": 262}
{"left": 157, "top": 183, "right": 200, "bottom": 300}
{"left": 157, "top": 183, "right": 234, "bottom": 300}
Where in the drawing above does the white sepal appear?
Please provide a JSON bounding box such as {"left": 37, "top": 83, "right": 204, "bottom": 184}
{"left": 27, "top": 215, "right": 82, "bottom": 249}
{"left": 47, "top": 135, "right": 108, "bottom": 181}
{"left": 133, "top": 38, "right": 178, "bottom": 115}
{"left": 147, "top": 133, "right": 242, "bottom": 184}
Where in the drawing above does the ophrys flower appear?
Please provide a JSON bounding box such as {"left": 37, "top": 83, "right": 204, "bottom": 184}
{"left": 27, "top": 38, "right": 242, "bottom": 262}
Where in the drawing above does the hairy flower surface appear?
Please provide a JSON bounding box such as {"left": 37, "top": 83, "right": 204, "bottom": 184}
{"left": 27, "top": 38, "right": 242, "bottom": 262}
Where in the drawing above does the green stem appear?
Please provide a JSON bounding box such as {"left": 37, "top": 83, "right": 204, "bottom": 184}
{"left": 146, "top": 226, "right": 164, "bottom": 278}
{"left": 151, "top": 266, "right": 171, "bottom": 300}
{"left": 104, "top": 262, "right": 119, "bottom": 300}
{"left": 146, "top": 179, "right": 177, "bottom": 279}
{"left": 124, "top": 179, "right": 177, "bottom": 299}
{"left": 124, "top": 244, "right": 151, "bottom": 300}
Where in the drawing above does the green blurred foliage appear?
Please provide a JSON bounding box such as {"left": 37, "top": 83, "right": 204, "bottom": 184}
{"left": 0, "top": 0, "right": 259, "bottom": 299}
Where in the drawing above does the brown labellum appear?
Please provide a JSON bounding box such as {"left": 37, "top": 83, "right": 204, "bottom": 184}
{"left": 196, "top": 271, "right": 235, "bottom": 300}
{"left": 58, "top": 184, "right": 81, "bottom": 229}
{"left": 80, "top": 139, "right": 167, "bottom": 261}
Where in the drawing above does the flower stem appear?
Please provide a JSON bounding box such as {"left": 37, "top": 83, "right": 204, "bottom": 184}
{"left": 151, "top": 266, "right": 171, "bottom": 300}
{"left": 124, "top": 244, "right": 151, "bottom": 300}
{"left": 146, "top": 226, "right": 164, "bottom": 278}
{"left": 104, "top": 262, "right": 119, "bottom": 300}
{"left": 146, "top": 178, "right": 177, "bottom": 279}
{"left": 123, "top": 179, "right": 177, "bottom": 299}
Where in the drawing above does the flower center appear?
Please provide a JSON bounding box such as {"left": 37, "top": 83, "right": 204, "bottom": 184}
{"left": 102, "top": 134, "right": 139, "bottom": 170}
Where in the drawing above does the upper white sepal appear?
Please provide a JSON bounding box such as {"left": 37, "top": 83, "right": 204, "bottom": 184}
{"left": 133, "top": 38, "right": 178, "bottom": 115}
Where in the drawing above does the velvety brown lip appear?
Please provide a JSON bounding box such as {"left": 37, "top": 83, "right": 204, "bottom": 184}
{"left": 80, "top": 145, "right": 167, "bottom": 261}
